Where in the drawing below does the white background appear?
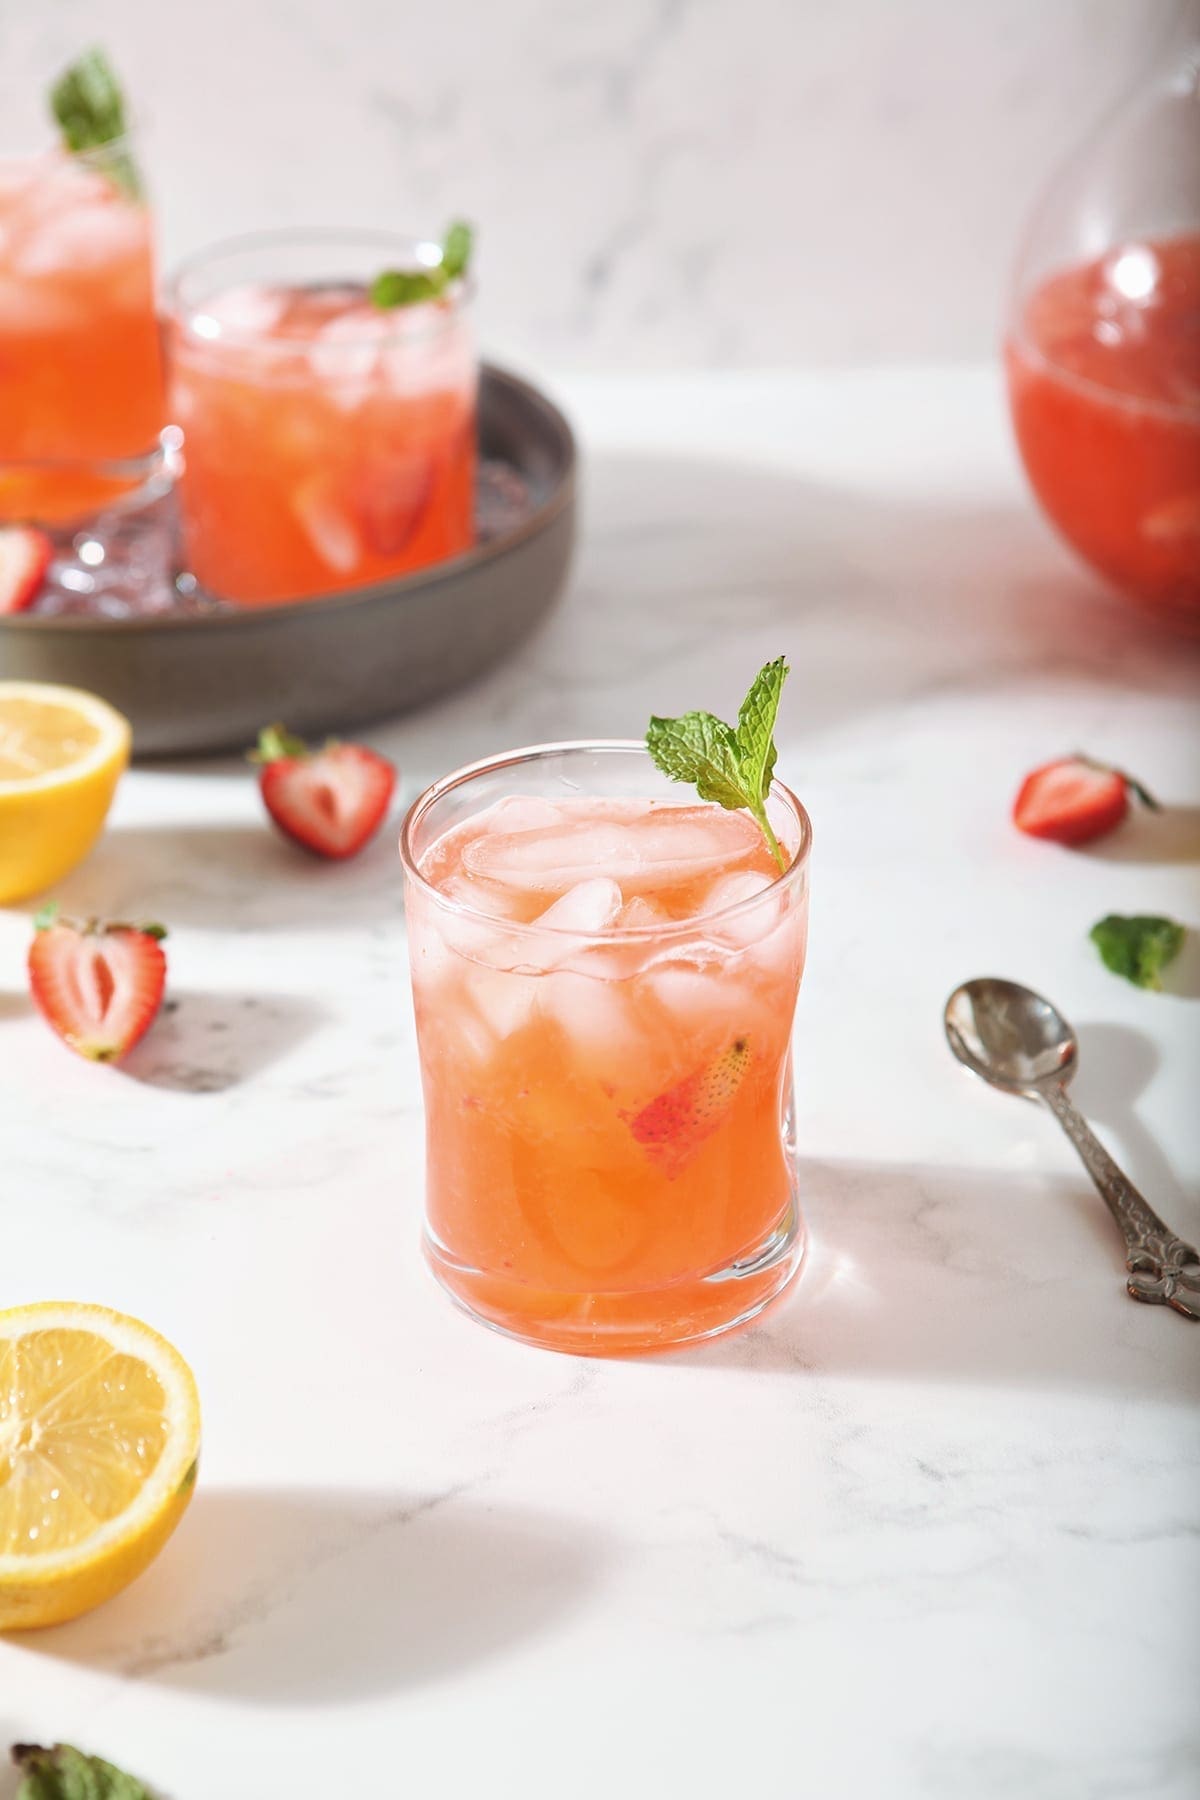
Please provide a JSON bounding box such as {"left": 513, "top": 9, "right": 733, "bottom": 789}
{"left": 2, "top": 0, "right": 1194, "bottom": 368}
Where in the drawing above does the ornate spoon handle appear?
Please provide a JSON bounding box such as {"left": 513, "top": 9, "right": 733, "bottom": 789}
{"left": 1040, "top": 1083, "right": 1200, "bottom": 1319}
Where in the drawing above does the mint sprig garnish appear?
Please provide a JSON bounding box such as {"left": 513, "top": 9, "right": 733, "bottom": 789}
{"left": 1090, "top": 914, "right": 1185, "bottom": 990}
{"left": 647, "top": 657, "right": 790, "bottom": 871}
{"left": 12, "top": 1741, "right": 155, "bottom": 1800}
{"left": 369, "top": 220, "right": 474, "bottom": 310}
{"left": 49, "top": 49, "right": 142, "bottom": 201}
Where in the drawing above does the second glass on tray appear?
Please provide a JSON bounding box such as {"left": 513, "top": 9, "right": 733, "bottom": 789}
{"left": 165, "top": 230, "right": 478, "bottom": 607}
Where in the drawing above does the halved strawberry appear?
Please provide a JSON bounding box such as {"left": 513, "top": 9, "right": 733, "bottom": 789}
{"left": 28, "top": 905, "right": 167, "bottom": 1062}
{"left": 624, "top": 1037, "right": 752, "bottom": 1176}
{"left": 1013, "top": 754, "right": 1160, "bottom": 847}
{"left": 252, "top": 723, "right": 396, "bottom": 859}
{"left": 0, "top": 526, "right": 52, "bottom": 615}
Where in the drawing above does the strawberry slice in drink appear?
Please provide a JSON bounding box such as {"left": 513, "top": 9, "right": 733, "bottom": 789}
{"left": 355, "top": 451, "right": 435, "bottom": 556}
{"left": 624, "top": 1037, "right": 753, "bottom": 1177}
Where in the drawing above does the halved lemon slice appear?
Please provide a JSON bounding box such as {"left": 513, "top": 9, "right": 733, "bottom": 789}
{"left": 0, "top": 1302, "right": 200, "bottom": 1631}
{"left": 0, "top": 681, "right": 131, "bottom": 905}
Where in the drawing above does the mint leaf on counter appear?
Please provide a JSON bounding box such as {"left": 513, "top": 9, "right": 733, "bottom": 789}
{"left": 647, "top": 657, "right": 790, "bottom": 871}
{"left": 370, "top": 219, "right": 474, "bottom": 310}
{"left": 1089, "top": 914, "right": 1185, "bottom": 990}
{"left": 49, "top": 49, "right": 142, "bottom": 200}
{"left": 12, "top": 1742, "right": 154, "bottom": 1800}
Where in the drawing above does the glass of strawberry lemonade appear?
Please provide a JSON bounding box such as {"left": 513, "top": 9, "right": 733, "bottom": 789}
{"left": 167, "top": 228, "right": 476, "bottom": 606}
{"left": 401, "top": 706, "right": 811, "bottom": 1355}
{"left": 0, "top": 53, "right": 166, "bottom": 524}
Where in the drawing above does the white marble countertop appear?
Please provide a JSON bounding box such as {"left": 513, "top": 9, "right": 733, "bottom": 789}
{"left": 2, "top": 367, "right": 1198, "bottom": 1800}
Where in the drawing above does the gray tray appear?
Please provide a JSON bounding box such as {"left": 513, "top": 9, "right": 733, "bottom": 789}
{"left": 0, "top": 364, "right": 576, "bottom": 757}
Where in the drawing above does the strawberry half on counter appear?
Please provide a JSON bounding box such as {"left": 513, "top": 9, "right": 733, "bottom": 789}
{"left": 624, "top": 1036, "right": 752, "bottom": 1177}
{"left": 252, "top": 723, "right": 396, "bottom": 859}
{"left": 1012, "top": 754, "right": 1160, "bottom": 847}
{"left": 0, "top": 526, "right": 52, "bottom": 615}
{"left": 28, "top": 905, "right": 168, "bottom": 1062}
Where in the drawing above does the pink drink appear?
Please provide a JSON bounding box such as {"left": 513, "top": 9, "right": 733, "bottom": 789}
{"left": 0, "top": 150, "right": 164, "bottom": 521}
{"left": 403, "top": 765, "right": 811, "bottom": 1355}
{"left": 169, "top": 257, "right": 476, "bottom": 606}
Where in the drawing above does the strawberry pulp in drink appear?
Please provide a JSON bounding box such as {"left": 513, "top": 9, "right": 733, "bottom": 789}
{"left": 1006, "top": 234, "right": 1200, "bottom": 625}
{"left": 405, "top": 789, "right": 810, "bottom": 1354}
{"left": 169, "top": 280, "right": 476, "bottom": 606}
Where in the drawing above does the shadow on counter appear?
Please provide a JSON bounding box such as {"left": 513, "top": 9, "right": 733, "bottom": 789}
{"left": 366, "top": 445, "right": 1198, "bottom": 782}
{"left": 16, "top": 1488, "right": 607, "bottom": 1707}
{"left": 680, "top": 1128, "right": 1200, "bottom": 1401}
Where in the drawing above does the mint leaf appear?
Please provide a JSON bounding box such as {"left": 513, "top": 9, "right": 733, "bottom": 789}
{"left": 440, "top": 220, "right": 473, "bottom": 280}
{"left": 49, "top": 49, "right": 142, "bottom": 200}
{"left": 736, "top": 657, "right": 787, "bottom": 803}
{"left": 33, "top": 902, "right": 60, "bottom": 932}
{"left": 646, "top": 659, "right": 790, "bottom": 870}
{"left": 12, "top": 1742, "right": 155, "bottom": 1800}
{"left": 370, "top": 219, "right": 474, "bottom": 310}
{"left": 645, "top": 711, "right": 745, "bottom": 809}
{"left": 1090, "top": 914, "right": 1185, "bottom": 990}
{"left": 734, "top": 655, "right": 788, "bottom": 867}
{"left": 369, "top": 268, "right": 444, "bottom": 308}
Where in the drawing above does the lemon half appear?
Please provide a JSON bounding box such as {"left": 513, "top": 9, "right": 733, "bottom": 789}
{"left": 0, "top": 681, "right": 131, "bottom": 905}
{"left": 0, "top": 1302, "right": 201, "bottom": 1631}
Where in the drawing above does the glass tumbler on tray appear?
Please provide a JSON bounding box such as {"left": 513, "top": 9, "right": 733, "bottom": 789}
{"left": 0, "top": 134, "right": 166, "bottom": 525}
{"left": 166, "top": 231, "right": 478, "bottom": 607}
{"left": 401, "top": 742, "right": 812, "bottom": 1357}
{"left": 1005, "top": 35, "right": 1200, "bottom": 629}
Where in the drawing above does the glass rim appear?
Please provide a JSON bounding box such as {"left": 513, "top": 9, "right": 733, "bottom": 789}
{"left": 166, "top": 227, "right": 475, "bottom": 353}
{"left": 399, "top": 738, "right": 812, "bottom": 942}
{"left": 0, "top": 130, "right": 143, "bottom": 173}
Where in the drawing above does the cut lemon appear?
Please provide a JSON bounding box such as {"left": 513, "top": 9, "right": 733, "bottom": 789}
{"left": 0, "top": 681, "right": 131, "bottom": 905}
{"left": 0, "top": 1302, "right": 200, "bottom": 1631}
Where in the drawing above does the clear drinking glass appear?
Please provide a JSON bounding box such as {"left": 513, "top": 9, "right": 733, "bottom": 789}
{"left": 1005, "top": 33, "right": 1200, "bottom": 629}
{"left": 166, "top": 230, "right": 477, "bottom": 607}
{"left": 0, "top": 134, "right": 165, "bottom": 522}
{"left": 401, "top": 741, "right": 812, "bottom": 1356}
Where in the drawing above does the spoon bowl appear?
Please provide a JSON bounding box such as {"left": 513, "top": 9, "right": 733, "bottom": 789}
{"left": 944, "top": 975, "right": 1199, "bottom": 1318}
{"left": 944, "top": 976, "right": 1077, "bottom": 1095}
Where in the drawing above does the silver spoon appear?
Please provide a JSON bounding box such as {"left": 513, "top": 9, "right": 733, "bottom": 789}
{"left": 944, "top": 977, "right": 1199, "bottom": 1320}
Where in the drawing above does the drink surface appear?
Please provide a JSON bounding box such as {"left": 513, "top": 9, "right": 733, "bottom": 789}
{"left": 1007, "top": 233, "right": 1200, "bottom": 622}
{"left": 408, "top": 795, "right": 808, "bottom": 1350}
{"left": 0, "top": 153, "right": 165, "bottom": 521}
{"left": 169, "top": 282, "right": 476, "bottom": 606}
